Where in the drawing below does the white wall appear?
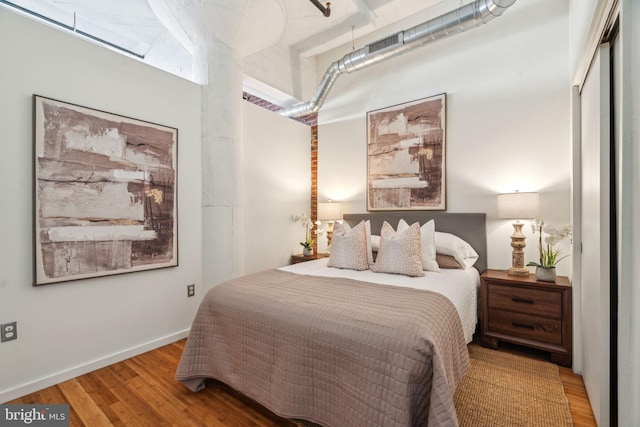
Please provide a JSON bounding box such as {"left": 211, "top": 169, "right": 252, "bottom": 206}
{"left": 569, "top": 0, "right": 598, "bottom": 83}
{"left": 242, "top": 102, "right": 312, "bottom": 273}
{"left": 0, "top": 9, "right": 202, "bottom": 401}
{"left": 244, "top": 45, "right": 318, "bottom": 103}
{"left": 316, "top": 0, "right": 572, "bottom": 276}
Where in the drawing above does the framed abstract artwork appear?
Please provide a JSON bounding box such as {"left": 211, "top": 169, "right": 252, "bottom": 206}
{"left": 367, "top": 94, "right": 446, "bottom": 211}
{"left": 33, "top": 95, "right": 178, "bottom": 285}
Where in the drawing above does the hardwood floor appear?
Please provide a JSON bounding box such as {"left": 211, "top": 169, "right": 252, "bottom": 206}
{"left": 561, "top": 367, "right": 599, "bottom": 427}
{"left": 8, "top": 339, "right": 596, "bottom": 426}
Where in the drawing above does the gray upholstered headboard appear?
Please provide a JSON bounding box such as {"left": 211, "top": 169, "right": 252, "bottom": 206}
{"left": 343, "top": 212, "right": 487, "bottom": 273}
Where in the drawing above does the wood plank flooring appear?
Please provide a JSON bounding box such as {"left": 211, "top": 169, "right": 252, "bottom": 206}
{"left": 8, "top": 339, "right": 596, "bottom": 426}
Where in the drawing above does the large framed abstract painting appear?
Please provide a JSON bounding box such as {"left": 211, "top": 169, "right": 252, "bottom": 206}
{"left": 367, "top": 94, "right": 446, "bottom": 211}
{"left": 33, "top": 95, "right": 178, "bottom": 285}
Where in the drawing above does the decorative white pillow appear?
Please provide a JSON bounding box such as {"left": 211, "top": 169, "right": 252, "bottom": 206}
{"left": 397, "top": 219, "right": 440, "bottom": 272}
{"left": 338, "top": 220, "right": 374, "bottom": 266}
{"left": 434, "top": 232, "right": 479, "bottom": 269}
{"left": 327, "top": 221, "right": 369, "bottom": 271}
{"left": 371, "top": 222, "right": 425, "bottom": 277}
{"left": 371, "top": 234, "right": 381, "bottom": 252}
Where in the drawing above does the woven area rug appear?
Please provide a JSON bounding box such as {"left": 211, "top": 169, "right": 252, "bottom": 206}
{"left": 454, "top": 345, "right": 574, "bottom": 427}
{"left": 295, "top": 344, "right": 573, "bottom": 427}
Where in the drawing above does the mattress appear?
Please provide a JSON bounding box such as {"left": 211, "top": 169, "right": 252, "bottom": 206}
{"left": 280, "top": 258, "right": 479, "bottom": 343}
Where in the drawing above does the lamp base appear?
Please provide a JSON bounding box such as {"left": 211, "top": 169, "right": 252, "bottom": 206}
{"left": 507, "top": 221, "right": 529, "bottom": 277}
{"left": 326, "top": 220, "right": 335, "bottom": 248}
{"left": 507, "top": 267, "right": 530, "bottom": 277}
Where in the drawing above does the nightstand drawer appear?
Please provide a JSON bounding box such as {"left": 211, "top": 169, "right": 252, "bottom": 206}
{"left": 488, "top": 284, "right": 562, "bottom": 318}
{"left": 488, "top": 309, "right": 562, "bottom": 346}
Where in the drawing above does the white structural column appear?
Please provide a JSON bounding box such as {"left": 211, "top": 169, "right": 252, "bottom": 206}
{"left": 150, "top": 0, "right": 286, "bottom": 287}
{"left": 196, "top": 40, "right": 245, "bottom": 287}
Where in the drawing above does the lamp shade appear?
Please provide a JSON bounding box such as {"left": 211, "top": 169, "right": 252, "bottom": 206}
{"left": 318, "top": 202, "right": 342, "bottom": 220}
{"left": 497, "top": 192, "right": 539, "bottom": 219}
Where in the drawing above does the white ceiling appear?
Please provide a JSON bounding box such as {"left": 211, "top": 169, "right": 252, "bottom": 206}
{"left": 4, "top": 0, "right": 455, "bottom": 104}
{"left": 5, "top": 0, "right": 447, "bottom": 58}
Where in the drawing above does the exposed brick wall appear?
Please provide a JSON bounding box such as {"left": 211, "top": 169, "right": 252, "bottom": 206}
{"left": 243, "top": 91, "right": 319, "bottom": 253}
{"left": 310, "top": 124, "right": 319, "bottom": 253}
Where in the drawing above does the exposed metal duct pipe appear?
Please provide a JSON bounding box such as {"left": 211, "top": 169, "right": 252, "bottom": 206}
{"left": 279, "top": 0, "right": 516, "bottom": 118}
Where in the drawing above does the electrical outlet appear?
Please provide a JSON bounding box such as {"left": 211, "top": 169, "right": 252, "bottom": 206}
{"left": 1, "top": 321, "right": 17, "bottom": 342}
{"left": 187, "top": 284, "right": 195, "bottom": 297}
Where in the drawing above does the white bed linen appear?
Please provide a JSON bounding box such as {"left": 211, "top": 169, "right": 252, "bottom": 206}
{"left": 279, "top": 258, "right": 479, "bottom": 343}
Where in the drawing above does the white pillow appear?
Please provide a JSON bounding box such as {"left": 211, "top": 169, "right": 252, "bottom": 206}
{"left": 371, "top": 222, "right": 425, "bottom": 277}
{"left": 371, "top": 235, "right": 381, "bottom": 251}
{"left": 397, "top": 219, "right": 440, "bottom": 272}
{"left": 339, "top": 220, "right": 374, "bottom": 266}
{"left": 434, "top": 232, "right": 479, "bottom": 269}
{"left": 328, "top": 221, "right": 369, "bottom": 271}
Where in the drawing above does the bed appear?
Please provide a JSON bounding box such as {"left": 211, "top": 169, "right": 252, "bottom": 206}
{"left": 176, "top": 212, "right": 486, "bottom": 427}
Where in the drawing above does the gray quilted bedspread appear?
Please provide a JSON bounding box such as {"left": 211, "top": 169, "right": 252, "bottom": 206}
{"left": 175, "top": 269, "right": 470, "bottom": 427}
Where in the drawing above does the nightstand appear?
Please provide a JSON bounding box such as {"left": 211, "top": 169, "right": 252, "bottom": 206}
{"left": 480, "top": 269, "right": 572, "bottom": 367}
{"left": 290, "top": 252, "right": 329, "bottom": 265}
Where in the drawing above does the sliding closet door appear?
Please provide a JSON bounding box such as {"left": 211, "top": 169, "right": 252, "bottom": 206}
{"left": 580, "top": 43, "right": 610, "bottom": 427}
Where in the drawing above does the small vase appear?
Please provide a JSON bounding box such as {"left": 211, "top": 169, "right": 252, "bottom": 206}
{"left": 535, "top": 266, "right": 556, "bottom": 282}
{"left": 303, "top": 247, "right": 313, "bottom": 256}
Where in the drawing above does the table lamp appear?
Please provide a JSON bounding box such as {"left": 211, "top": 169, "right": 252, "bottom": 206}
{"left": 497, "top": 192, "right": 539, "bottom": 276}
{"left": 318, "top": 201, "right": 342, "bottom": 247}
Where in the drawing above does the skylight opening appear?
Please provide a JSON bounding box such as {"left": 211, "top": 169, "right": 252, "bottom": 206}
{"left": 0, "top": 0, "right": 146, "bottom": 59}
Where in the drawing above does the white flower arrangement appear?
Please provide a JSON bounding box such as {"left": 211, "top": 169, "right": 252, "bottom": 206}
{"left": 292, "top": 213, "right": 318, "bottom": 249}
{"left": 527, "top": 220, "right": 573, "bottom": 268}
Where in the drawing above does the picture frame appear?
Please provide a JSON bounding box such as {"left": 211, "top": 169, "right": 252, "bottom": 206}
{"left": 367, "top": 94, "right": 446, "bottom": 211}
{"left": 33, "top": 95, "right": 178, "bottom": 285}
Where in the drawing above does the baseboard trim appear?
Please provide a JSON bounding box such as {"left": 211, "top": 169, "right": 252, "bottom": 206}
{"left": 0, "top": 329, "right": 190, "bottom": 403}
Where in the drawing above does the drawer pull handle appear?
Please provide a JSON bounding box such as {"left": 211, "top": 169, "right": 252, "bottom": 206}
{"left": 512, "top": 296, "right": 534, "bottom": 304}
{"left": 512, "top": 321, "right": 535, "bottom": 330}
